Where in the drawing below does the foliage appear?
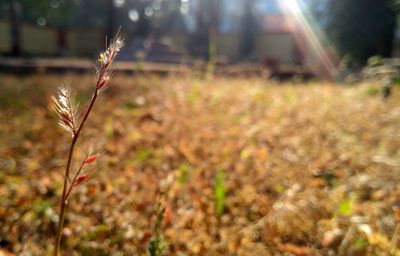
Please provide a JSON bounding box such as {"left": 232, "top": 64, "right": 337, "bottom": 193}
{"left": 214, "top": 169, "right": 226, "bottom": 218}
{"left": 72, "top": 0, "right": 183, "bottom": 36}
{"left": 205, "top": 31, "right": 217, "bottom": 80}
{"left": 0, "top": 0, "right": 183, "bottom": 33}
{"left": 177, "top": 163, "right": 190, "bottom": 184}
{"left": 327, "top": 0, "right": 397, "bottom": 64}
{"left": 367, "top": 56, "right": 385, "bottom": 67}
{"left": 1, "top": 0, "right": 77, "bottom": 27}
{"left": 149, "top": 199, "right": 165, "bottom": 256}
{"left": 338, "top": 198, "right": 352, "bottom": 216}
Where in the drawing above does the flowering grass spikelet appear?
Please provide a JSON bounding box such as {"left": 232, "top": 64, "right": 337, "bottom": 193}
{"left": 84, "top": 155, "right": 98, "bottom": 164}
{"left": 95, "top": 37, "right": 124, "bottom": 92}
{"left": 51, "top": 85, "right": 79, "bottom": 136}
{"left": 73, "top": 173, "right": 90, "bottom": 187}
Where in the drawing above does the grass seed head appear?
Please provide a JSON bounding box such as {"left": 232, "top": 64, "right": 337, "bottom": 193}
{"left": 73, "top": 173, "right": 90, "bottom": 187}
{"left": 51, "top": 85, "right": 79, "bottom": 136}
{"left": 84, "top": 155, "right": 98, "bottom": 164}
{"left": 96, "top": 37, "right": 124, "bottom": 92}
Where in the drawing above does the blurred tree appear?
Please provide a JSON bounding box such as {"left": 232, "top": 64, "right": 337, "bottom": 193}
{"left": 152, "top": 0, "right": 185, "bottom": 37}
{"left": 9, "top": 0, "right": 21, "bottom": 56}
{"left": 189, "top": 0, "right": 220, "bottom": 60}
{"left": 70, "top": 0, "right": 107, "bottom": 28}
{"left": 392, "top": 0, "right": 400, "bottom": 8}
{"left": 18, "top": 0, "right": 75, "bottom": 26}
{"left": 190, "top": 0, "right": 210, "bottom": 58}
{"left": 3, "top": 0, "right": 76, "bottom": 56}
{"left": 110, "top": 0, "right": 183, "bottom": 39}
{"left": 106, "top": 0, "right": 116, "bottom": 39}
{"left": 130, "top": 0, "right": 152, "bottom": 36}
{"left": 327, "top": 0, "right": 397, "bottom": 64}
{"left": 239, "top": 0, "right": 257, "bottom": 60}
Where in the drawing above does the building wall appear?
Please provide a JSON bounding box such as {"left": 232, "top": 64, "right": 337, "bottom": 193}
{"left": 216, "top": 34, "right": 241, "bottom": 61}
{"left": 21, "top": 23, "right": 58, "bottom": 55}
{"left": 161, "top": 33, "right": 189, "bottom": 54}
{"left": 66, "top": 29, "right": 104, "bottom": 57}
{"left": 164, "top": 33, "right": 295, "bottom": 65}
{"left": 0, "top": 20, "right": 297, "bottom": 66}
{"left": 214, "top": 33, "right": 294, "bottom": 64}
{"left": 0, "top": 20, "right": 103, "bottom": 57}
{"left": 255, "top": 33, "right": 294, "bottom": 65}
{"left": 0, "top": 21, "right": 10, "bottom": 52}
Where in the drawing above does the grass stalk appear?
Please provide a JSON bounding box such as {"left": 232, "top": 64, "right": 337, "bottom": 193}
{"left": 52, "top": 37, "right": 123, "bottom": 256}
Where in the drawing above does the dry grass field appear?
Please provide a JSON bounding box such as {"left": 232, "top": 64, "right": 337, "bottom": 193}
{"left": 1, "top": 74, "right": 400, "bottom": 255}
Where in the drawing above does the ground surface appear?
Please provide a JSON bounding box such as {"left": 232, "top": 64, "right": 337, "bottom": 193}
{"left": 1, "top": 74, "right": 400, "bottom": 255}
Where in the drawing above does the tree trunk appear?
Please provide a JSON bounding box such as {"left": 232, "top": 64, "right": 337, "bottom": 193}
{"left": 191, "top": 0, "right": 219, "bottom": 60}
{"left": 240, "top": 0, "right": 256, "bottom": 60}
{"left": 106, "top": 0, "right": 115, "bottom": 40}
{"left": 9, "top": 0, "right": 21, "bottom": 56}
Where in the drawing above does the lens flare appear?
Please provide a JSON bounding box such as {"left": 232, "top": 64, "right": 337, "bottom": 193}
{"left": 280, "top": 0, "right": 338, "bottom": 79}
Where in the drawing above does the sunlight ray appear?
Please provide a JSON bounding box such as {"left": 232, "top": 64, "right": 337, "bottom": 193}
{"left": 280, "top": 0, "right": 338, "bottom": 79}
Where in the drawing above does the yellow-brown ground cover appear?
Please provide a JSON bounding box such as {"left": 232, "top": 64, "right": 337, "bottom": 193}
{"left": 1, "top": 74, "right": 400, "bottom": 255}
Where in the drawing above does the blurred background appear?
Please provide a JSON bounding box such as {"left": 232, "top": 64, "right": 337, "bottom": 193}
{"left": 0, "top": 0, "right": 399, "bottom": 79}
{"left": 4, "top": 1, "right": 400, "bottom": 255}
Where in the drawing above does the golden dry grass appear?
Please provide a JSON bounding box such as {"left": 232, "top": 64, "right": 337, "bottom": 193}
{"left": 1, "top": 74, "right": 400, "bottom": 255}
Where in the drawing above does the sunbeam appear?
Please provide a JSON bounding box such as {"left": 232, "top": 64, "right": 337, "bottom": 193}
{"left": 280, "top": 0, "right": 338, "bottom": 79}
